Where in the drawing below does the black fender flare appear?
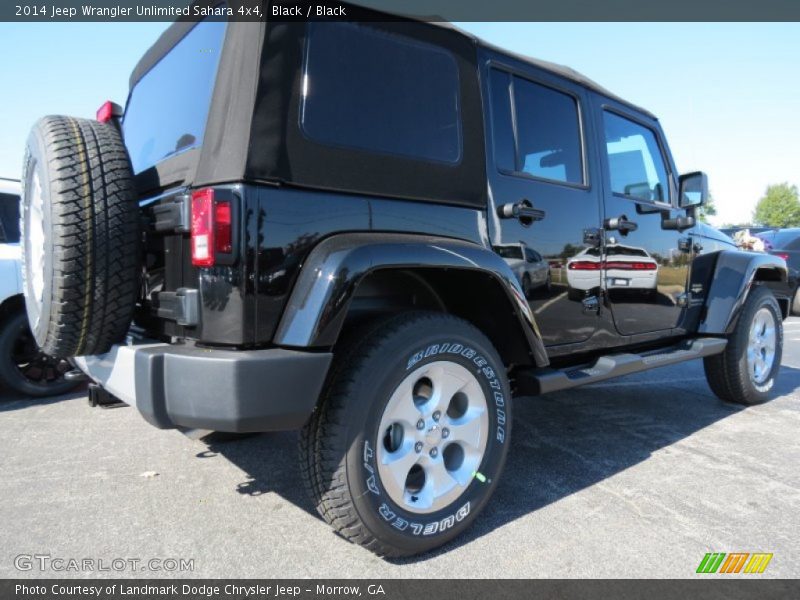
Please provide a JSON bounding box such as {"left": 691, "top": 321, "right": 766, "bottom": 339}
{"left": 698, "top": 250, "right": 790, "bottom": 335}
{"left": 273, "top": 233, "right": 549, "bottom": 366}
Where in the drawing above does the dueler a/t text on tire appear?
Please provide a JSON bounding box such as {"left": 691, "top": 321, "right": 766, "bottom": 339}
{"left": 703, "top": 285, "right": 783, "bottom": 405}
{"left": 21, "top": 116, "right": 140, "bottom": 358}
{"left": 300, "top": 312, "right": 512, "bottom": 557}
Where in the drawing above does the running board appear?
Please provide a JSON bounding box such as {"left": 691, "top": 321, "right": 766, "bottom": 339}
{"left": 515, "top": 337, "right": 727, "bottom": 396}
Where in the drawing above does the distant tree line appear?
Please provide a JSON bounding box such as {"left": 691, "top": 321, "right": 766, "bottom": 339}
{"left": 718, "top": 182, "right": 800, "bottom": 229}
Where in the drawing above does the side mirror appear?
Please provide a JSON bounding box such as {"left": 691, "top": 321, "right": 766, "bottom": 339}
{"left": 679, "top": 171, "right": 708, "bottom": 209}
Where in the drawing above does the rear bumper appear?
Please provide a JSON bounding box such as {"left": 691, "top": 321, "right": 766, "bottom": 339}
{"left": 74, "top": 341, "right": 332, "bottom": 432}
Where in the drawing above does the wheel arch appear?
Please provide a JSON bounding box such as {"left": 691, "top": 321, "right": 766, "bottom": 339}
{"left": 273, "top": 233, "right": 548, "bottom": 367}
{"left": 698, "top": 250, "right": 792, "bottom": 334}
{"left": 0, "top": 293, "right": 24, "bottom": 328}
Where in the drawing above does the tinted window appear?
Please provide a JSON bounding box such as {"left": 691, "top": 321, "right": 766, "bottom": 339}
{"left": 0, "top": 193, "right": 20, "bottom": 243}
{"left": 494, "top": 245, "right": 523, "bottom": 259}
{"left": 604, "top": 112, "right": 670, "bottom": 202}
{"left": 512, "top": 77, "right": 583, "bottom": 184}
{"left": 607, "top": 245, "right": 648, "bottom": 257}
{"left": 122, "top": 20, "right": 227, "bottom": 174}
{"left": 525, "top": 248, "right": 542, "bottom": 262}
{"left": 758, "top": 230, "right": 800, "bottom": 249}
{"left": 301, "top": 22, "right": 461, "bottom": 164}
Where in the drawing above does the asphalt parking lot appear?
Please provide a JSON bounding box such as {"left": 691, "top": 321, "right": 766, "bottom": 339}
{"left": 2, "top": 320, "right": 800, "bottom": 579}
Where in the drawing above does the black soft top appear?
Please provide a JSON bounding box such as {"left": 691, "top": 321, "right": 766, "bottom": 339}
{"left": 128, "top": 10, "right": 654, "bottom": 202}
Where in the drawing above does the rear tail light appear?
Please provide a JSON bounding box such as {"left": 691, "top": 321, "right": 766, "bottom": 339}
{"left": 96, "top": 100, "right": 122, "bottom": 123}
{"left": 569, "top": 260, "right": 657, "bottom": 271}
{"left": 568, "top": 261, "right": 602, "bottom": 270}
{"left": 191, "top": 188, "right": 232, "bottom": 267}
{"left": 604, "top": 261, "right": 658, "bottom": 271}
{"left": 191, "top": 189, "right": 215, "bottom": 267}
{"left": 214, "top": 201, "right": 232, "bottom": 254}
{"left": 775, "top": 253, "right": 790, "bottom": 262}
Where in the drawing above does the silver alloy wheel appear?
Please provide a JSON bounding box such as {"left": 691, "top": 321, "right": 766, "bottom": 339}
{"left": 376, "top": 360, "right": 489, "bottom": 514}
{"left": 747, "top": 307, "right": 777, "bottom": 385}
{"left": 27, "top": 169, "right": 46, "bottom": 324}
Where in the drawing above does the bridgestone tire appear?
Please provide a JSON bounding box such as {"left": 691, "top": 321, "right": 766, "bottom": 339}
{"left": 300, "top": 312, "right": 512, "bottom": 557}
{"left": 703, "top": 286, "right": 783, "bottom": 406}
{"left": 21, "top": 116, "right": 140, "bottom": 358}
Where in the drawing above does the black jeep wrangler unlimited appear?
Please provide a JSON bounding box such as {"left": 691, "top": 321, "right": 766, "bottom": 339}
{"left": 20, "top": 13, "right": 792, "bottom": 557}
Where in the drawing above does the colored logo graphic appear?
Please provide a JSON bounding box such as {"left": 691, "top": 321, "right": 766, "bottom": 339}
{"left": 696, "top": 553, "right": 773, "bottom": 574}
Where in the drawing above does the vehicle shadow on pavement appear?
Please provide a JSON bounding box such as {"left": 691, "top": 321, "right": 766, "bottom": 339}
{"left": 199, "top": 431, "right": 318, "bottom": 518}
{"left": 0, "top": 386, "right": 87, "bottom": 413}
{"left": 197, "top": 362, "right": 800, "bottom": 561}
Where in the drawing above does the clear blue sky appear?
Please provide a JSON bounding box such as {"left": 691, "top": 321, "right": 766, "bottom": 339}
{"left": 1, "top": 22, "right": 798, "bottom": 226}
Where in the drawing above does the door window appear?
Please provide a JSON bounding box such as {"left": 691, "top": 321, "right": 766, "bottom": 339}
{"left": 603, "top": 111, "right": 670, "bottom": 203}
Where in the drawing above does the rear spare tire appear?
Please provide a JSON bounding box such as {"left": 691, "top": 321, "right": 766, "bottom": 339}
{"left": 21, "top": 116, "right": 139, "bottom": 358}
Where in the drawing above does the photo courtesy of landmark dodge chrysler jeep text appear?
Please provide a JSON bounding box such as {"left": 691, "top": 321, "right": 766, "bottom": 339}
{"left": 19, "top": 7, "right": 793, "bottom": 557}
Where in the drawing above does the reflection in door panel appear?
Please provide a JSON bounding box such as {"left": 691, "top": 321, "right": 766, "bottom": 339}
{"left": 598, "top": 105, "right": 690, "bottom": 336}
{"left": 567, "top": 245, "right": 659, "bottom": 294}
{"left": 485, "top": 63, "right": 604, "bottom": 347}
{"left": 494, "top": 243, "right": 551, "bottom": 298}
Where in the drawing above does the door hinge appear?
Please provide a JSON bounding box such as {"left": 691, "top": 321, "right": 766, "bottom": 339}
{"left": 151, "top": 191, "right": 191, "bottom": 233}
{"left": 153, "top": 288, "right": 199, "bottom": 326}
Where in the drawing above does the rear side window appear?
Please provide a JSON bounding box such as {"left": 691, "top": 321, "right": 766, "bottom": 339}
{"left": 122, "top": 20, "right": 227, "bottom": 174}
{"left": 488, "top": 69, "right": 584, "bottom": 185}
{"left": 301, "top": 22, "right": 462, "bottom": 164}
{"left": 513, "top": 77, "right": 584, "bottom": 184}
{"left": 0, "top": 193, "right": 20, "bottom": 243}
{"left": 603, "top": 111, "right": 670, "bottom": 203}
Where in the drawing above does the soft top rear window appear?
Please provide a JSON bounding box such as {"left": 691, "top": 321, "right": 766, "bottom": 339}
{"left": 300, "top": 21, "right": 462, "bottom": 164}
{"left": 123, "top": 19, "right": 227, "bottom": 174}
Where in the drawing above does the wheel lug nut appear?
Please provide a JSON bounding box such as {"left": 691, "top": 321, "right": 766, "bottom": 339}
{"left": 416, "top": 419, "right": 425, "bottom": 430}
{"left": 442, "top": 428, "right": 450, "bottom": 439}
{"left": 433, "top": 411, "right": 441, "bottom": 422}
{"left": 415, "top": 442, "right": 423, "bottom": 453}
{"left": 430, "top": 448, "right": 438, "bottom": 458}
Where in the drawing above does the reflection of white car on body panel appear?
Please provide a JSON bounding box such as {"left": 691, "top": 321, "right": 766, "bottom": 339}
{"left": 0, "top": 178, "right": 79, "bottom": 397}
{"left": 494, "top": 243, "right": 551, "bottom": 297}
{"left": 567, "top": 244, "right": 658, "bottom": 295}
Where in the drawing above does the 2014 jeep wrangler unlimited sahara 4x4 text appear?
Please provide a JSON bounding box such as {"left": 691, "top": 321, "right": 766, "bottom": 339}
{"left": 20, "top": 12, "right": 793, "bottom": 557}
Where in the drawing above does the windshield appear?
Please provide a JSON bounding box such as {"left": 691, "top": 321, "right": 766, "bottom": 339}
{"left": 607, "top": 246, "right": 648, "bottom": 257}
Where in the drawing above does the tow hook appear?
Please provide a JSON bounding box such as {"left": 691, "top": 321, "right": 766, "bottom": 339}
{"left": 87, "top": 383, "right": 127, "bottom": 409}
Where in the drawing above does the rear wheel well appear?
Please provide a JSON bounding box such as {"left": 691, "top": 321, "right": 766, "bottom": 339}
{"left": 340, "top": 268, "right": 534, "bottom": 367}
{"left": 752, "top": 267, "right": 790, "bottom": 319}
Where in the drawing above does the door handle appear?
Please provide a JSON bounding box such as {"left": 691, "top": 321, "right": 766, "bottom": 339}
{"left": 498, "top": 200, "right": 546, "bottom": 223}
{"left": 604, "top": 215, "right": 638, "bottom": 234}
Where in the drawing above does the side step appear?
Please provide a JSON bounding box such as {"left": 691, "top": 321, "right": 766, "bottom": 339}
{"left": 515, "top": 337, "right": 727, "bottom": 396}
